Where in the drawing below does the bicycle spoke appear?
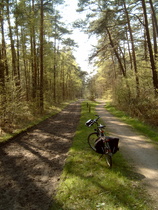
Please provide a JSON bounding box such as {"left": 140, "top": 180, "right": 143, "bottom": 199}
{"left": 88, "top": 132, "right": 98, "bottom": 151}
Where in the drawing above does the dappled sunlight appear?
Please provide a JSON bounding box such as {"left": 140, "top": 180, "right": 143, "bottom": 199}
{"left": 138, "top": 167, "right": 158, "bottom": 179}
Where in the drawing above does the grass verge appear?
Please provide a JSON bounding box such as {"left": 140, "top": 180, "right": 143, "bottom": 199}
{"left": 105, "top": 102, "right": 158, "bottom": 143}
{"left": 51, "top": 101, "right": 153, "bottom": 210}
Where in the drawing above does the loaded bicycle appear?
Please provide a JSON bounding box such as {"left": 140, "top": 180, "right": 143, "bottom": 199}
{"left": 85, "top": 115, "right": 119, "bottom": 168}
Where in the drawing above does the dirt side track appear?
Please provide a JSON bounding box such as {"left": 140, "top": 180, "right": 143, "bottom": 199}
{"left": 0, "top": 101, "right": 81, "bottom": 210}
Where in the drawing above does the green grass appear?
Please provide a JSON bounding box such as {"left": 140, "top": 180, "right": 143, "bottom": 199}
{"left": 50, "top": 101, "right": 153, "bottom": 210}
{"left": 105, "top": 102, "right": 158, "bottom": 143}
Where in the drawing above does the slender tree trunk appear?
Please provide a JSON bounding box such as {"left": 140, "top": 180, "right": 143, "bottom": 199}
{"left": 0, "top": 49, "right": 6, "bottom": 124}
{"left": 53, "top": 50, "right": 56, "bottom": 103}
{"left": 118, "top": 45, "right": 126, "bottom": 72}
{"left": 16, "top": 35, "right": 20, "bottom": 83}
{"left": 53, "top": 15, "right": 57, "bottom": 103}
{"left": 31, "top": 0, "right": 37, "bottom": 100}
{"left": 125, "top": 28, "right": 133, "bottom": 70}
{"left": 6, "top": 0, "right": 17, "bottom": 80}
{"left": 21, "top": 26, "right": 29, "bottom": 101}
{"left": 152, "top": 16, "right": 158, "bottom": 59}
{"left": 106, "top": 28, "right": 126, "bottom": 77}
{"left": 39, "top": 0, "right": 44, "bottom": 112}
{"left": 144, "top": 30, "right": 148, "bottom": 61}
{"left": 1, "top": 1, "right": 8, "bottom": 77}
{"left": 0, "top": 51, "right": 5, "bottom": 88}
{"left": 61, "top": 56, "right": 65, "bottom": 101}
{"left": 149, "top": 0, "right": 158, "bottom": 36}
{"left": 0, "top": 0, "right": 8, "bottom": 123}
{"left": 15, "top": 0, "right": 21, "bottom": 87}
{"left": 142, "top": 0, "right": 158, "bottom": 96}
{"left": 150, "top": 0, "right": 158, "bottom": 60}
{"left": 123, "top": 0, "right": 140, "bottom": 97}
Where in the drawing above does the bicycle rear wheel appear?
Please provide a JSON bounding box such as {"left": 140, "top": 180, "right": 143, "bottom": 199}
{"left": 105, "top": 154, "right": 112, "bottom": 168}
{"left": 88, "top": 132, "right": 98, "bottom": 151}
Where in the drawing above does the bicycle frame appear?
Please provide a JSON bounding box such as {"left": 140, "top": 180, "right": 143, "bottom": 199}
{"left": 91, "top": 116, "right": 106, "bottom": 138}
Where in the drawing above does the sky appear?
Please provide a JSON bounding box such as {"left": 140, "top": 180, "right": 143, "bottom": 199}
{"left": 58, "top": 0, "right": 98, "bottom": 74}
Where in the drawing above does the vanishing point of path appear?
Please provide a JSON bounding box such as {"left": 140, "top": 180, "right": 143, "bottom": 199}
{"left": 96, "top": 100, "right": 158, "bottom": 209}
{"left": 0, "top": 101, "right": 81, "bottom": 210}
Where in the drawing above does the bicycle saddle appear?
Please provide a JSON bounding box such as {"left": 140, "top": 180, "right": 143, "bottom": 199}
{"left": 98, "top": 124, "right": 106, "bottom": 128}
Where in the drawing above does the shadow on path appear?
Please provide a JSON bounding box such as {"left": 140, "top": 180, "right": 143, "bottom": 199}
{"left": 0, "top": 101, "right": 81, "bottom": 210}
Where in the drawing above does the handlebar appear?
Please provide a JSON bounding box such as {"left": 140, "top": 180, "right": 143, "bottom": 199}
{"left": 93, "top": 115, "right": 100, "bottom": 125}
{"left": 85, "top": 115, "right": 100, "bottom": 127}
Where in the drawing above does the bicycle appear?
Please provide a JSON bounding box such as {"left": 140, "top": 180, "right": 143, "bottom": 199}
{"left": 85, "top": 115, "right": 119, "bottom": 168}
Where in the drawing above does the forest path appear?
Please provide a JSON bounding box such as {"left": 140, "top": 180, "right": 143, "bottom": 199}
{"left": 96, "top": 100, "right": 158, "bottom": 209}
{"left": 0, "top": 101, "right": 81, "bottom": 210}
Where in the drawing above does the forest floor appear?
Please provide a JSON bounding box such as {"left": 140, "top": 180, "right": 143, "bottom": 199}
{"left": 96, "top": 100, "right": 158, "bottom": 209}
{"left": 0, "top": 101, "right": 81, "bottom": 210}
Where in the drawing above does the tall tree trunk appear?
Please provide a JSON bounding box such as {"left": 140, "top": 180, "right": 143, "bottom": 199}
{"left": 21, "top": 26, "right": 29, "bottom": 101}
{"left": 125, "top": 28, "right": 133, "bottom": 70}
{"left": 123, "top": 0, "right": 140, "bottom": 97}
{"left": 62, "top": 67, "right": 65, "bottom": 101}
{"left": 1, "top": 1, "right": 8, "bottom": 78}
{"left": 61, "top": 56, "right": 65, "bottom": 101}
{"left": 15, "top": 0, "right": 21, "bottom": 87}
{"left": 0, "top": 51, "right": 5, "bottom": 88}
{"left": 106, "top": 28, "right": 126, "bottom": 77}
{"left": 39, "top": 0, "right": 44, "bottom": 112}
{"left": 152, "top": 16, "right": 158, "bottom": 59}
{"left": 0, "top": 0, "right": 7, "bottom": 123}
{"left": 149, "top": 0, "right": 158, "bottom": 59}
{"left": 6, "top": 0, "right": 17, "bottom": 80}
{"left": 149, "top": 0, "right": 158, "bottom": 36}
{"left": 142, "top": 0, "right": 158, "bottom": 96}
{"left": 53, "top": 15, "right": 57, "bottom": 103}
{"left": 144, "top": 30, "right": 148, "bottom": 61}
{"left": 31, "top": 0, "right": 37, "bottom": 100}
{"left": 53, "top": 48, "right": 57, "bottom": 103}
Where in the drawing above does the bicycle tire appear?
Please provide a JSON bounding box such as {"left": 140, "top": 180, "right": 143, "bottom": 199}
{"left": 87, "top": 132, "right": 98, "bottom": 151}
{"left": 105, "top": 154, "right": 112, "bottom": 168}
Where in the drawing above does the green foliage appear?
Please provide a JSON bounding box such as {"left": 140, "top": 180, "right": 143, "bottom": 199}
{"left": 51, "top": 101, "right": 153, "bottom": 210}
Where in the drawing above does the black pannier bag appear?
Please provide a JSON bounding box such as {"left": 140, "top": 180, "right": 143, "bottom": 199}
{"left": 106, "top": 137, "right": 119, "bottom": 154}
{"left": 94, "top": 138, "right": 105, "bottom": 154}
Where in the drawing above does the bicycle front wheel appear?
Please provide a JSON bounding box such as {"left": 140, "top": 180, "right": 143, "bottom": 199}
{"left": 105, "top": 154, "right": 112, "bottom": 168}
{"left": 88, "top": 132, "right": 98, "bottom": 151}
